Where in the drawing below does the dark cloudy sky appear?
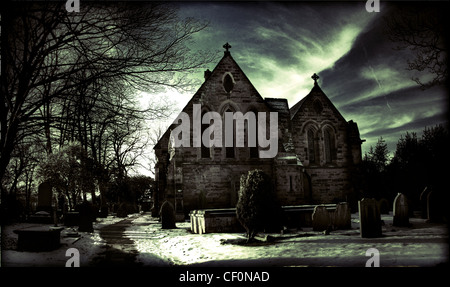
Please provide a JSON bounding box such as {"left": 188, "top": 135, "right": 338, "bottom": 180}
{"left": 159, "top": 1, "right": 448, "bottom": 156}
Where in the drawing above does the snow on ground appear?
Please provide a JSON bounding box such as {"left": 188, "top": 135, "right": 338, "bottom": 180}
{"left": 1, "top": 212, "right": 448, "bottom": 267}
{"left": 1, "top": 215, "right": 124, "bottom": 267}
{"left": 129, "top": 213, "right": 449, "bottom": 267}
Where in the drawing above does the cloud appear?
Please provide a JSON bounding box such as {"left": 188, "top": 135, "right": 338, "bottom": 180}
{"left": 171, "top": 1, "right": 448, "bottom": 157}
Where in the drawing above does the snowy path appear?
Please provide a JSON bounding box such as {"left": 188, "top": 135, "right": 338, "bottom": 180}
{"left": 90, "top": 218, "right": 142, "bottom": 266}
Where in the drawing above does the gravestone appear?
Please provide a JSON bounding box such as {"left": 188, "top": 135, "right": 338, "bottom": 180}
{"left": 333, "top": 202, "right": 351, "bottom": 230}
{"left": 64, "top": 212, "right": 80, "bottom": 227}
{"left": 358, "top": 198, "right": 382, "bottom": 238}
{"left": 312, "top": 205, "right": 330, "bottom": 231}
{"left": 78, "top": 201, "right": 94, "bottom": 232}
{"left": 420, "top": 187, "right": 430, "bottom": 219}
{"left": 36, "top": 182, "right": 53, "bottom": 213}
{"left": 378, "top": 198, "right": 390, "bottom": 214}
{"left": 393, "top": 193, "right": 409, "bottom": 227}
{"left": 427, "top": 190, "right": 445, "bottom": 223}
{"left": 160, "top": 201, "right": 176, "bottom": 229}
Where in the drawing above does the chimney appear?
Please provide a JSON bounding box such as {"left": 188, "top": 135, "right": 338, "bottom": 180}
{"left": 204, "top": 69, "right": 212, "bottom": 81}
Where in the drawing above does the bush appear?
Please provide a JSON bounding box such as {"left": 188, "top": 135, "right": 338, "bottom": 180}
{"left": 236, "top": 169, "right": 282, "bottom": 242}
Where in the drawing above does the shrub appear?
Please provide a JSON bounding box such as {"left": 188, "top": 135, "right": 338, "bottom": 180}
{"left": 236, "top": 169, "right": 281, "bottom": 242}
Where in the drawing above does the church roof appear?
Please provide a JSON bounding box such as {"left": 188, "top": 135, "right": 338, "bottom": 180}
{"left": 289, "top": 78, "right": 346, "bottom": 123}
{"left": 265, "top": 98, "right": 290, "bottom": 116}
{"left": 289, "top": 83, "right": 324, "bottom": 120}
{"left": 154, "top": 43, "right": 264, "bottom": 150}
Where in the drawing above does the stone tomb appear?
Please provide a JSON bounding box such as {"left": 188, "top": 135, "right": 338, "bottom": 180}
{"left": 14, "top": 226, "right": 64, "bottom": 252}
{"left": 358, "top": 198, "right": 382, "bottom": 238}
{"left": 393, "top": 193, "right": 409, "bottom": 227}
{"left": 190, "top": 209, "right": 244, "bottom": 234}
{"left": 190, "top": 203, "right": 351, "bottom": 234}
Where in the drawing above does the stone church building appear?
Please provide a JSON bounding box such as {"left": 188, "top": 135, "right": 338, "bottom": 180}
{"left": 153, "top": 44, "right": 364, "bottom": 217}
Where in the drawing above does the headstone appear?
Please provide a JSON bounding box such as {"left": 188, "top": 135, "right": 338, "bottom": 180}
{"left": 175, "top": 190, "right": 185, "bottom": 222}
{"left": 99, "top": 205, "right": 108, "bottom": 218}
{"left": 312, "top": 205, "right": 330, "bottom": 231}
{"left": 393, "top": 193, "right": 409, "bottom": 227}
{"left": 37, "top": 182, "right": 53, "bottom": 213}
{"left": 378, "top": 198, "right": 390, "bottom": 214}
{"left": 333, "top": 202, "right": 351, "bottom": 230}
{"left": 64, "top": 212, "right": 80, "bottom": 227}
{"left": 427, "top": 190, "right": 445, "bottom": 223}
{"left": 78, "top": 201, "right": 94, "bottom": 232}
{"left": 420, "top": 187, "right": 430, "bottom": 219}
{"left": 160, "top": 201, "right": 176, "bottom": 229}
{"left": 358, "top": 198, "right": 382, "bottom": 238}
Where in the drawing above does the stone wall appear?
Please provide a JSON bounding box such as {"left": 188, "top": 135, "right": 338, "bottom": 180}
{"left": 166, "top": 160, "right": 309, "bottom": 215}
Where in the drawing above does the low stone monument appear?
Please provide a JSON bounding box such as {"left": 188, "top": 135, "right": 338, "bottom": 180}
{"left": 312, "top": 205, "right": 330, "bottom": 231}
{"left": 393, "top": 193, "right": 409, "bottom": 227}
{"left": 14, "top": 226, "right": 64, "bottom": 251}
{"left": 160, "top": 201, "right": 176, "bottom": 229}
{"left": 358, "top": 198, "right": 382, "bottom": 238}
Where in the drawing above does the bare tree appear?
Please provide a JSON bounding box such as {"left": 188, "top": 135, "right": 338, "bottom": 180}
{"left": 1, "top": 1, "right": 216, "bottom": 194}
{"left": 384, "top": 3, "right": 448, "bottom": 89}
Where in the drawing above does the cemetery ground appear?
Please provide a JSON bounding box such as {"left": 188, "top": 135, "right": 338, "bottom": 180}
{"left": 1, "top": 211, "right": 448, "bottom": 268}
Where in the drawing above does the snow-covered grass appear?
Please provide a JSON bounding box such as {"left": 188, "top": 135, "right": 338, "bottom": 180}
{"left": 1, "top": 212, "right": 448, "bottom": 267}
{"left": 130, "top": 213, "right": 449, "bottom": 267}
{"left": 1, "top": 215, "right": 124, "bottom": 267}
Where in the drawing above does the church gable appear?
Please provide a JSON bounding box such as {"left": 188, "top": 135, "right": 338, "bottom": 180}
{"left": 158, "top": 43, "right": 281, "bottom": 162}
{"left": 290, "top": 75, "right": 351, "bottom": 167}
{"left": 189, "top": 44, "right": 267, "bottom": 115}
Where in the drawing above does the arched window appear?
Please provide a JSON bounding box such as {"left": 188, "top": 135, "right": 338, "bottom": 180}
{"left": 224, "top": 107, "right": 235, "bottom": 158}
{"left": 201, "top": 110, "right": 210, "bottom": 158}
{"left": 307, "top": 128, "right": 316, "bottom": 164}
{"left": 324, "top": 127, "right": 337, "bottom": 163}
{"left": 249, "top": 110, "right": 259, "bottom": 158}
{"left": 223, "top": 73, "right": 234, "bottom": 93}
